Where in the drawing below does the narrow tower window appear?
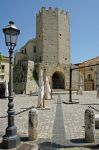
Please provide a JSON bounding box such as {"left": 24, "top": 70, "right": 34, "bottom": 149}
{"left": 33, "top": 46, "right": 36, "bottom": 53}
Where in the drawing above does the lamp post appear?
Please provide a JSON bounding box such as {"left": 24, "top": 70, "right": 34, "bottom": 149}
{"left": 69, "top": 65, "right": 72, "bottom": 102}
{"left": 0, "top": 52, "right": 3, "bottom": 72}
{"left": 43, "top": 67, "right": 46, "bottom": 108}
{"left": 2, "top": 21, "right": 20, "bottom": 149}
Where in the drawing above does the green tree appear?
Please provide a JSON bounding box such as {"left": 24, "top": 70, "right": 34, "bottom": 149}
{"left": 0, "top": 52, "right": 3, "bottom": 64}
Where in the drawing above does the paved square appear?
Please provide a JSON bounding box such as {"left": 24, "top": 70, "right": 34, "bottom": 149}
{"left": 0, "top": 91, "right": 99, "bottom": 149}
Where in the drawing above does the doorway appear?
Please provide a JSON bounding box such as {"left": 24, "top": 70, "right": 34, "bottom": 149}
{"left": 52, "top": 71, "right": 65, "bottom": 89}
{"left": 0, "top": 83, "right": 5, "bottom": 97}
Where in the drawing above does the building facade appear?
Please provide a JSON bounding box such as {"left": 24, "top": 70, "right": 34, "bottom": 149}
{"left": 78, "top": 56, "right": 99, "bottom": 91}
{"left": 0, "top": 56, "right": 9, "bottom": 97}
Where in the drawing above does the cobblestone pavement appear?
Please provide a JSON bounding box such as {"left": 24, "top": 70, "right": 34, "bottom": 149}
{"left": 0, "top": 91, "right": 99, "bottom": 150}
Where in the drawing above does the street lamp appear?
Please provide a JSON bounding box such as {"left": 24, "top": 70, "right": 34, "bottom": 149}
{"left": 0, "top": 52, "right": 3, "bottom": 72}
{"left": 69, "top": 65, "right": 72, "bottom": 102}
{"left": 2, "top": 21, "right": 20, "bottom": 149}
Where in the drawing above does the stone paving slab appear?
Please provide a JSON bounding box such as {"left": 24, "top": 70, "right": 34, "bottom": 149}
{"left": 0, "top": 91, "right": 99, "bottom": 149}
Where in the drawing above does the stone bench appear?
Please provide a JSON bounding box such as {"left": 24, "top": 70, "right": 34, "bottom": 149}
{"left": 95, "top": 114, "right": 99, "bottom": 129}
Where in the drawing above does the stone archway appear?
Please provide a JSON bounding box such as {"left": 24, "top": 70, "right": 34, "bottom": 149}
{"left": 52, "top": 71, "right": 65, "bottom": 89}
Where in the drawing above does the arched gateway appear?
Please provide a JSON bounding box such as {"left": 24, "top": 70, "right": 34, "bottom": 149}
{"left": 52, "top": 71, "right": 65, "bottom": 89}
{"left": 0, "top": 83, "right": 5, "bottom": 97}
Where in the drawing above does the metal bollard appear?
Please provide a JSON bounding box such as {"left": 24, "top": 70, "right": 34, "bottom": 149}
{"left": 28, "top": 108, "right": 38, "bottom": 140}
{"left": 85, "top": 109, "right": 95, "bottom": 143}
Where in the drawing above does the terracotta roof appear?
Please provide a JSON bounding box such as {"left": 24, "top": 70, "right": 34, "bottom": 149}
{"left": 82, "top": 56, "right": 99, "bottom": 63}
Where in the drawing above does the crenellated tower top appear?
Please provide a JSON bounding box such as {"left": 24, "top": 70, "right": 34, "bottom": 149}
{"left": 36, "top": 7, "right": 69, "bottom": 16}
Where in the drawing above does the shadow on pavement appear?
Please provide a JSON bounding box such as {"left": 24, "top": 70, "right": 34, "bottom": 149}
{"left": 38, "top": 140, "right": 99, "bottom": 150}
{"left": 0, "top": 106, "right": 34, "bottom": 118}
{"left": 38, "top": 141, "right": 65, "bottom": 149}
{"left": 1, "top": 137, "right": 99, "bottom": 150}
{"left": 20, "top": 136, "right": 29, "bottom": 142}
{"left": 70, "top": 138, "right": 86, "bottom": 144}
{"left": 81, "top": 104, "right": 99, "bottom": 105}
{"left": 0, "top": 143, "right": 2, "bottom": 149}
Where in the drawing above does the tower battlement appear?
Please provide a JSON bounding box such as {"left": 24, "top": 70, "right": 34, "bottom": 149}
{"left": 37, "top": 7, "right": 69, "bottom": 16}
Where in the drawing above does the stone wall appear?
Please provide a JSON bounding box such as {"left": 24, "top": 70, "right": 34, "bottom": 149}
{"left": 14, "top": 39, "right": 37, "bottom": 66}
{"left": 26, "top": 61, "right": 38, "bottom": 94}
{"left": 42, "top": 7, "right": 58, "bottom": 63}
{"left": 36, "top": 7, "right": 70, "bottom": 65}
{"left": 13, "top": 61, "right": 28, "bottom": 94}
{"left": 14, "top": 60, "right": 39, "bottom": 94}
{"left": 37, "top": 63, "right": 78, "bottom": 90}
{"left": 58, "top": 10, "right": 70, "bottom": 65}
{"left": 36, "top": 10, "right": 43, "bottom": 62}
{"left": 96, "top": 65, "right": 99, "bottom": 88}
{"left": 13, "top": 82, "right": 26, "bottom": 94}
{"left": 13, "top": 7, "right": 79, "bottom": 93}
{"left": 14, "top": 52, "right": 27, "bottom": 65}
{"left": 72, "top": 69, "right": 79, "bottom": 90}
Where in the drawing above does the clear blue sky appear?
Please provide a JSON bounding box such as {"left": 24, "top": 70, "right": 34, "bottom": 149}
{"left": 0, "top": 0, "right": 99, "bottom": 64}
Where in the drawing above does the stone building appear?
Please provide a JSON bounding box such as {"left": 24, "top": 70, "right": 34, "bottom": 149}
{"left": 78, "top": 56, "right": 99, "bottom": 91}
{"left": 13, "top": 7, "right": 79, "bottom": 94}
{"left": 0, "top": 56, "right": 9, "bottom": 97}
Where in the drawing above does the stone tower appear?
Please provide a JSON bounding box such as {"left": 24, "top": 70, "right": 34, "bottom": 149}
{"left": 36, "top": 7, "right": 70, "bottom": 65}
{"left": 14, "top": 7, "right": 73, "bottom": 93}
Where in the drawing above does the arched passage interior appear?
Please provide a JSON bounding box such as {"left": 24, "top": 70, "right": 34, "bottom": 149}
{"left": 52, "top": 71, "right": 65, "bottom": 89}
{"left": 0, "top": 82, "right": 5, "bottom": 97}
